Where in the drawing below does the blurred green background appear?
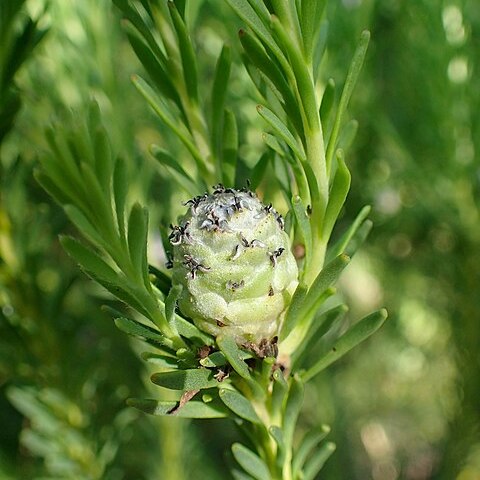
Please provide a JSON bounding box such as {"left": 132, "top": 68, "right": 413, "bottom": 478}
{"left": 0, "top": 0, "right": 478, "bottom": 479}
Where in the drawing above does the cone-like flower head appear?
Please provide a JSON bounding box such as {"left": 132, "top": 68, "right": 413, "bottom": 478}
{"left": 170, "top": 186, "right": 298, "bottom": 344}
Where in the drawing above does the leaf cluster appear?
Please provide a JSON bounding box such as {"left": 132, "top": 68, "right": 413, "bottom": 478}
{"left": 0, "top": 0, "right": 47, "bottom": 144}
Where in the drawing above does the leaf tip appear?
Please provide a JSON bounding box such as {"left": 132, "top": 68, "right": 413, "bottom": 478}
{"left": 361, "top": 30, "right": 371, "bottom": 41}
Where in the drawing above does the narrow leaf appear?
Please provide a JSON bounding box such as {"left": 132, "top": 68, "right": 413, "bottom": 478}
{"left": 292, "top": 425, "right": 331, "bottom": 478}
{"left": 125, "top": 26, "right": 180, "bottom": 105}
{"left": 127, "top": 398, "right": 228, "bottom": 418}
{"left": 114, "top": 316, "right": 164, "bottom": 344}
{"left": 165, "top": 285, "right": 182, "bottom": 325}
{"left": 283, "top": 375, "right": 304, "bottom": 450}
{"left": 217, "top": 335, "right": 251, "bottom": 381}
{"left": 345, "top": 219, "right": 372, "bottom": 258}
{"left": 280, "top": 282, "right": 308, "bottom": 341}
{"left": 322, "top": 149, "right": 351, "bottom": 239}
{"left": 222, "top": 109, "right": 238, "bottom": 186}
{"left": 151, "top": 368, "right": 219, "bottom": 391}
{"left": 63, "top": 205, "right": 104, "bottom": 248}
{"left": 302, "top": 309, "right": 388, "bottom": 382}
{"left": 141, "top": 352, "right": 179, "bottom": 369}
{"left": 292, "top": 195, "right": 312, "bottom": 269}
{"left": 300, "top": 0, "right": 327, "bottom": 62}
{"left": 93, "top": 125, "right": 113, "bottom": 191}
{"left": 239, "top": 29, "right": 303, "bottom": 135}
{"left": 320, "top": 78, "right": 335, "bottom": 134}
{"left": 302, "top": 442, "right": 336, "bottom": 480}
{"left": 127, "top": 202, "right": 149, "bottom": 285}
{"left": 219, "top": 388, "right": 261, "bottom": 424}
{"left": 60, "top": 236, "right": 118, "bottom": 284}
{"left": 225, "top": 0, "right": 289, "bottom": 72}
{"left": 271, "top": 368, "right": 288, "bottom": 416}
{"left": 296, "top": 254, "right": 350, "bottom": 324}
{"left": 337, "top": 118, "right": 358, "bottom": 153}
{"left": 132, "top": 75, "right": 204, "bottom": 169}
{"left": 231, "top": 443, "right": 270, "bottom": 480}
{"left": 326, "top": 30, "right": 370, "bottom": 173}
{"left": 249, "top": 150, "right": 271, "bottom": 190}
{"left": 292, "top": 304, "right": 348, "bottom": 368}
{"left": 326, "top": 205, "right": 370, "bottom": 262}
{"left": 150, "top": 145, "right": 198, "bottom": 192}
{"left": 199, "top": 351, "right": 227, "bottom": 368}
{"left": 257, "top": 105, "right": 305, "bottom": 162}
{"left": 168, "top": 1, "right": 198, "bottom": 102}
{"left": 211, "top": 45, "right": 231, "bottom": 156}
{"left": 173, "top": 315, "right": 214, "bottom": 346}
{"left": 113, "top": 157, "right": 128, "bottom": 240}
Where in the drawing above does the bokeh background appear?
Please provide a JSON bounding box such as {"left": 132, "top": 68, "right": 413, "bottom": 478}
{"left": 0, "top": 1, "right": 478, "bottom": 479}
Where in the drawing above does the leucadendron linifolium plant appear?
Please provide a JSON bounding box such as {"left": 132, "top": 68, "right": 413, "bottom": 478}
{"left": 37, "top": 1, "right": 387, "bottom": 478}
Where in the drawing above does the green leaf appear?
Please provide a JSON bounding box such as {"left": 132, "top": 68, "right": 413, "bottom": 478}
{"left": 211, "top": 45, "right": 231, "bottom": 157}
{"left": 269, "top": 425, "right": 286, "bottom": 469}
{"left": 219, "top": 388, "right": 261, "bottom": 424}
{"left": 168, "top": 1, "right": 198, "bottom": 102}
{"left": 60, "top": 236, "right": 118, "bottom": 285}
{"left": 283, "top": 375, "right": 304, "bottom": 450}
{"left": 269, "top": 425, "right": 284, "bottom": 449}
{"left": 345, "top": 219, "right": 373, "bottom": 258}
{"left": 113, "top": 157, "right": 128, "bottom": 240}
{"left": 114, "top": 317, "right": 164, "bottom": 344}
{"left": 271, "top": 368, "right": 288, "bottom": 416}
{"left": 292, "top": 304, "right": 348, "bottom": 368}
{"left": 127, "top": 202, "right": 149, "bottom": 285}
{"left": 326, "top": 30, "right": 370, "bottom": 173}
{"left": 34, "top": 170, "right": 74, "bottom": 213}
{"left": 141, "top": 352, "right": 179, "bottom": 369}
{"left": 125, "top": 25, "right": 181, "bottom": 105}
{"left": 302, "top": 309, "right": 388, "bottom": 382}
{"left": 320, "top": 78, "right": 335, "bottom": 129}
{"left": 239, "top": 29, "right": 303, "bottom": 134}
{"left": 127, "top": 398, "right": 228, "bottom": 418}
{"left": 326, "top": 205, "right": 371, "bottom": 262}
{"left": 280, "top": 282, "right": 308, "bottom": 341}
{"left": 257, "top": 105, "right": 305, "bottom": 162}
{"left": 287, "top": 255, "right": 349, "bottom": 335}
{"left": 225, "top": 0, "right": 288, "bottom": 72}
{"left": 262, "top": 132, "right": 285, "bottom": 156}
{"left": 337, "top": 118, "right": 358, "bottom": 153}
{"left": 173, "top": 315, "right": 214, "bottom": 346}
{"left": 165, "top": 284, "right": 182, "bottom": 326}
{"left": 302, "top": 442, "right": 336, "bottom": 480}
{"left": 132, "top": 75, "right": 204, "bottom": 170}
{"left": 151, "top": 368, "right": 219, "bottom": 390}
{"left": 199, "top": 351, "right": 227, "bottom": 368}
{"left": 216, "top": 335, "right": 252, "bottom": 381}
{"left": 150, "top": 145, "right": 198, "bottom": 192}
{"left": 149, "top": 264, "right": 172, "bottom": 296}
{"left": 114, "top": 0, "right": 169, "bottom": 69}
{"left": 63, "top": 205, "right": 104, "bottom": 249}
{"left": 270, "top": 16, "right": 319, "bottom": 132}
{"left": 93, "top": 125, "right": 113, "bottom": 192}
{"left": 79, "top": 161, "right": 113, "bottom": 228}
{"left": 292, "top": 195, "right": 313, "bottom": 270}
{"left": 231, "top": 469, "right": 255, "bottom": 480}
{"left": 322, "top": 149, "right": 351, "bottom": 240}
{"left": 231, "top": 443, "right": 270, "bottom": 480}
{"left": 222, "top": 109, "right": 238, "bottom": 186}
{"left": 300, "top": 0, "right": 327, "bottom": 62}
{"left": 303, "top": 254, "right": 349, "bottom": 314}
{"left": 249, "top": 150, "right": 271, "bottom": 190}
{"left": 292, "top": 425, "right": 331, "bottom": 478}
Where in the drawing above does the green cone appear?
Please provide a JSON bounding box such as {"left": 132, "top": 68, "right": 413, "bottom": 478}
{"left": 169, "top": 186, "right": 298, "bottom": 344}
